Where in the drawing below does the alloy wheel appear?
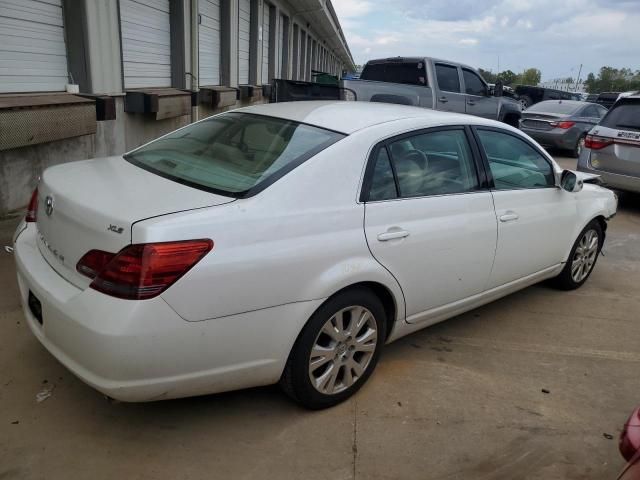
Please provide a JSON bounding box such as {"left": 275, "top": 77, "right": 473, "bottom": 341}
{"left": 571, "top": 229, "right": 599, "bottom": 283}
{"left": 308, "top": 306, "right": 378, "bottom": 395}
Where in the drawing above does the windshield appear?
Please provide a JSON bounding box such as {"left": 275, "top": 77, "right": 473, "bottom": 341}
{"left": 600, "top": 101, "right": 640, "bottom": 131}
{"left": 124, "top": 112, "right": 345, "bottom": 197}
{"left": 527, "top": 101, "right": 581, "bottom": 114}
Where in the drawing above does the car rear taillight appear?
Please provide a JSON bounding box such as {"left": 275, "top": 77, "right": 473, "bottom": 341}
{"left": 585, "top": 134, "right": 614, "bottom": 150}
{"left": 82, "top": 239, "right": 213, "bottom": 300}
{"left": 550, "top": 121, "right": 575, "bottom": 129}
{"left": 26, "top": 188, "right": 38, "bottom": 222}
{"left": 620, "top": 407, "right": 640, "bottom": 462}
{"left": 76, "top": 250, "right": 116, "bottom": 279}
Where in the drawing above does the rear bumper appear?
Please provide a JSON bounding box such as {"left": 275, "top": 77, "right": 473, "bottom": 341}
{"left": 520, "top": 127, "right": 580, "bottom": 150}
{"left": 577, "top": 151, "right": 640, "bottom": 194}
{"left": 14, "top": 224, "right": 322, "bottom": 401}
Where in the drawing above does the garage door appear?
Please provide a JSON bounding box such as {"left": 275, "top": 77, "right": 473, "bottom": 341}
{"left": 238, "top": 0, "right": 250, "bottom": 84}
{"left": 0, "top": 0, "right": 68, "bottom": 93}
{"left": 120, "top": 0, "right": 171, "bottom": 88}
{"left": 199, "top": 0, "right": 221, "bottom": 86}
{"left": 261, "top": 3, "right": 270, "bottom": 84}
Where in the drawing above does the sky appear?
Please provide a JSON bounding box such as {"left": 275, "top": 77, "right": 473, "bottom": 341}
{"left": 332, "top": 0, "right": 640, "bottom": 81}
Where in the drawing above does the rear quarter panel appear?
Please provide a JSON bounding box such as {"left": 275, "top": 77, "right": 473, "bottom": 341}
{"left": 133, "top": 127, "right": 406, "bottom": 327}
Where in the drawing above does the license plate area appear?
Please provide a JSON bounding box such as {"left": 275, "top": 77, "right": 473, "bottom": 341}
{"left": 28, "top": 291, "right": 43, "bottom": 325}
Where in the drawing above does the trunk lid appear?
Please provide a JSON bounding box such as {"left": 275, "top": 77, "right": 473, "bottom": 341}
{"left": 36, "top": 156, "right": 234, "bottom": 288}
{"left": 520, "top": 112, "right": 567, "bottom": 131}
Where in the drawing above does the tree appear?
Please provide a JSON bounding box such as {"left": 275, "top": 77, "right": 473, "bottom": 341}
{"left": 519, "top": 68, "right": 542, "bottom": 86}
{"left": 497, "top": 70, "right": 517, "bottom": 85}
{"left": 583, "top": 67, "right": 640, "bottom": 93}
{"left": 478, "top": 68, "right": 497, "bottom": 83}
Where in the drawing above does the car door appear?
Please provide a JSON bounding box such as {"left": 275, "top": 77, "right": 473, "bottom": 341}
{"left": 472, "top": 127, "right": 577, "bottom": 289}
{"left": 462, "top": 68, "right": 496, "bottom": 119}
{"left": 434, "top": 63, "right": 466, "bottom": 113}
{"left": 362, "top": 127, "right": 497, "bottom": 323}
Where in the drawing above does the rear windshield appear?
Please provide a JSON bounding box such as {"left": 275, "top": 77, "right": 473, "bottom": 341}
{"left": 600, "top": 101, "right": 640, "bottom": 131}
{"left": 124, "top": 112, "right": 345, "bottom": 197}
{"left": 360, "top": 61, "right": 427, "bottom": 86}
{"left": 526, "top": 101, "right": 581, "bottom": 114}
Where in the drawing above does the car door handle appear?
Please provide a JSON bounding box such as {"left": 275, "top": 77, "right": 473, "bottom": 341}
{"left": 467, "top": 100, "right": 476, "bottom": 106}
{"left": 499, "top": 212, "right": 519, "bottom": 222}
{"left": 439, "top": 96, "right": 448, "bottom": 103}
{"left": 377, "top": 230, "right": 410, "bottom": 241}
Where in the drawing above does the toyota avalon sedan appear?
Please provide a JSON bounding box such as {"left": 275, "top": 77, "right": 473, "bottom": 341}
{"left": 12, "top": 101, "right": 617, "bottom": 409}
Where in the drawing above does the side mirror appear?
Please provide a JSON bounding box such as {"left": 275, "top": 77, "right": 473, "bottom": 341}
{"left": 494, "top": 80, "right": 504, "bottom": 97}
{"left": 560, "top": 170, "right": 583, "bottom": 193}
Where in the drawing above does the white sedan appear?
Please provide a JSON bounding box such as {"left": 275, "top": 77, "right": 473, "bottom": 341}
{"left": 13, "top": 101, "right": 617, "bottom": 409}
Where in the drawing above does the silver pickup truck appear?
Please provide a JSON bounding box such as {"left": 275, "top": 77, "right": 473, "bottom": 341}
{"left": 270, "top": 57, "right": 522, "bottom": 126}
{"left": 343, "top": 57, "right": 522, "bottom": 126}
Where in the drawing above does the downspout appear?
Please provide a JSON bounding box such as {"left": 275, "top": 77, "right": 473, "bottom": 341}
{"left": 190, "top": 0, "right": 199, "bottom": 122}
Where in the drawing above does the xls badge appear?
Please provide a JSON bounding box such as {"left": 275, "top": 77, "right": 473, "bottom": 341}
{"left": 45, "top": 196, "right": 54, "bottom": 216}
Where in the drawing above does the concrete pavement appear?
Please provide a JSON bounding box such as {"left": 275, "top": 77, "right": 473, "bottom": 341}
{"left": 1, "top": 156, "right": 639, "bottom": 479}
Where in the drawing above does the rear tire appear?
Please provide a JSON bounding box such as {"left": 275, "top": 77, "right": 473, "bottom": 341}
{"left": 280, "top": 287, "right": 386, "bottom": 409}
{"left": 519, "top": 95, "right": 532, "bottom": 110}
{"left": 550, "top": 220, "right": 603, "bottom": 290}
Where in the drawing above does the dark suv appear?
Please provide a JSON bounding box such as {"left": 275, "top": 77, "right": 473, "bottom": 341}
{"left": 578, "top": 95, "right": 640, "bottom": 193}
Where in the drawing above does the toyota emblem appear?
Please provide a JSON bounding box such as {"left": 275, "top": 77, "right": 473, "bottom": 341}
{"left": 45, "top": 196, "right": 54, "bottom": 216}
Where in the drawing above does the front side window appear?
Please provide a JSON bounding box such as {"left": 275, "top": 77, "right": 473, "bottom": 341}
{"left": 435, "top": 64, "right": 461, "bottom": 93}
{"left": 462, "top": 69, "right": 487, "bottom": 96}
{"left": 366, "top": 129, "right": 479, "bottom": 200}
{"left": 476, "top": 129, "right": 555, "bottom": 189}
{"left": 125, "top": 113, "right": 344, "bottom": 196}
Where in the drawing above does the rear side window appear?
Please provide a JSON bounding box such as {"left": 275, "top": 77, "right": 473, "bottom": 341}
{"left": 125, "top": 112, "right": 345, "bottom": 197}
{"left": 368, "top": 148, "right": 398, "bottom": 201}
{"left": 462, "top": 69, "right": 487, "bottom": 96}
{"left": 476, "top": 129, "right": 555, "bottom": 189}
{"left": 435, "top": 64, "right": 461, "bottom": 93}
{"left": 360, "top": 61, "right": 427, "bottom": 86}
{"left": 600, "top": 102, "right": 640, "bottom": 131}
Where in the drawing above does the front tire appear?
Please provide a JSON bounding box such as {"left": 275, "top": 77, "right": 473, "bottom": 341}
{"left": 550, "top": 220, "right": 603, "bottom": 290}
{"left": 280, "top": 287, "right": 386, "bottom": 409}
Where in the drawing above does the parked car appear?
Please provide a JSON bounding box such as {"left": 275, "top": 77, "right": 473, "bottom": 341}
{"left": 514, "top": 85, "right": 574, "bottom": 110}
{"left": 578, "top": 94, "right": 640, "bottom": 193}
{"left": 586, "top": 93, "right": 600, "bottom": 103}
{"left": 520, "top": 100, "right": 608, "bottom": 157}
{"left": 616, "top": 405, "right": 640, "bottom": 479}
{"left": 273, "top": 57, "right": 523, "bottom": 127}
{"left": 12, "top": 102, "right": 617, "bottom": 409}
{"left": 595, "top": 92, "right": 622, "bottom": 109}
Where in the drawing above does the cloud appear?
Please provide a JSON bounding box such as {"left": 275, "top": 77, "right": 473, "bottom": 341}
{"left": 334, "top": 0, "right": 639, "bottom": 80}
{"left": 332, "top": 0, "right": 374, "bottom": 18}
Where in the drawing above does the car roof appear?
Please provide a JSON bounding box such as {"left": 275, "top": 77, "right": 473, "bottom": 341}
{"left": 236, "top": 101, "right": 502, "bottom": 134}
{"left": 364, "top": 56, "right": 478, "bottom": 71}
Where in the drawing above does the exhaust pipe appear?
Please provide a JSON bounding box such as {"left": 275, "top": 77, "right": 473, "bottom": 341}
{"left": 4, "top": 246, "right": 13, "bottom": 254}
